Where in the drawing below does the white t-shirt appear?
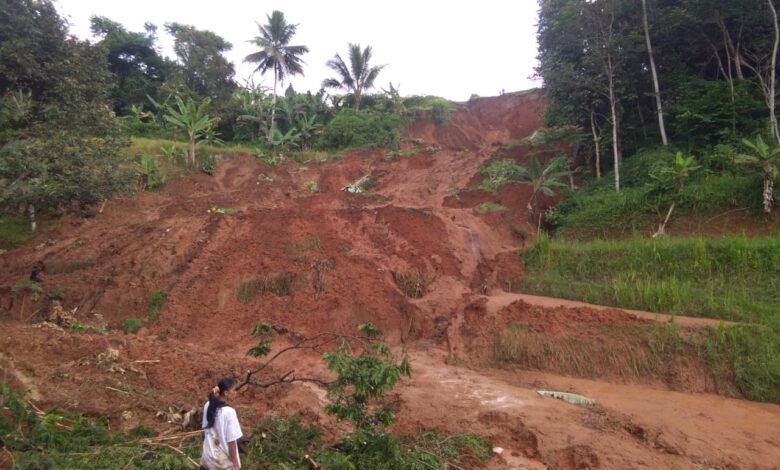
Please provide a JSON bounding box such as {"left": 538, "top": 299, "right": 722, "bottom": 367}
{"left": 202, "top": 401, "right": 243, "bottom": 469}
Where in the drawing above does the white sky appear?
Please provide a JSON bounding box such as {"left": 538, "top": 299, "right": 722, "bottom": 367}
{"left": 55, "top": 0, "right": 541, "bottom": 102}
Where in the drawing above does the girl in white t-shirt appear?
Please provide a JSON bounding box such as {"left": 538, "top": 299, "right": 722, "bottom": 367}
{"left": 200, "top": 378, "right": 243, "bottom": 470}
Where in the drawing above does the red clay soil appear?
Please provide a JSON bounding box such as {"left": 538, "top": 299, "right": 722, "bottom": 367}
{"left": 2, "top": 89, "right": 780, "bottom": 469}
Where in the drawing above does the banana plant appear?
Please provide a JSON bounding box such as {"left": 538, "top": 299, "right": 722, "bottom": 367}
{"left": 268, "top": 126, "right": 300, "bottom": 155}
{"left": 295, "top": 113, "right": 322, "bottom": 150}
{"left": 134, "top": 153, "right": 166, "bottom": 190}
{"left": 736, "top": 135, "right": 780, "bottom": 214}
{"left": 526, "top": 155, "right": 569, "bottom": 218}
{"left": 650, "top": 151, "right": 700, "bottom": 238}
{"left": 163, "top": 96, "right": 216, "bottom": 168}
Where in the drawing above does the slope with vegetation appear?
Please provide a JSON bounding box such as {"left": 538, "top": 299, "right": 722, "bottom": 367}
{"left": 2, "top": 0, "right": 780, "bottom": 468}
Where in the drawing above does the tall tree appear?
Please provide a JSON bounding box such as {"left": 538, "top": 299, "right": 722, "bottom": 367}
{"left": 0, "top": 0, "right": 129, "bottom": 230}
{"left": 244, "top": 11, "right": 309, "bottom": 139}
{"left": 322, "top": 44, "right": 385, "bottom": 110}
{"left": 585, "top": 0, "right": 625, "bottom": 192}
{"left": 90, "top": 16, "right": 170, "bottom": 113}
{"left": 164, "top": 23, "right": 236, "bottom": 102}
{"left": 641, "top": 0, "right": 668, "bottom": 145}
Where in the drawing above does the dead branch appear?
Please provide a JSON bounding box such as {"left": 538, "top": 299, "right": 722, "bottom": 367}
{"left": 246, "top": 370, "right": 333, "bottom": 389}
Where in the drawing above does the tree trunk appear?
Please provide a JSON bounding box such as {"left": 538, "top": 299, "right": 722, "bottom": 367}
{"left": 607, "top": 53, "right": 621, "bottom": 192}
{"left": 768, "top": 0, "right": 780, "bottom": 143}
{"left": 188, "top": 138, "right": 196, "bottom": 168}
{"left": 653, "top": 201, "right": 675, "bottom": 238}
{"left": 354, "top": 89, "right": 361, "bottom": 111}
{"left": 641, "top": 0, "right": 668, "bottom": 145}
{"left": 763, "top": 177, "right": 774, "bottom": 214}
{"left": 269, "top": 71, "right": 278, "bottom": 141}
{"left": 28, "top": 203, "right": 36, "bottom": 232}
{"left": 719, "top": 18, "right": 745, "bottom": 80}
{"left": 590, "top": 111, "right": 602, "bottom": 180}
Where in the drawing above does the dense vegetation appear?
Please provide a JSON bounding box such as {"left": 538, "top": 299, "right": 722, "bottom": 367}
{"left": 0, "top": 1, "right": 451, "bottom": 239}
{"left": 538, "top": 0, "right": 779, "bottom": 187}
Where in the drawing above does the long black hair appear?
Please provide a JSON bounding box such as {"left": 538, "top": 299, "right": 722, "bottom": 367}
{"left": 204, "top": 377, "right": 236, "bottom": 429}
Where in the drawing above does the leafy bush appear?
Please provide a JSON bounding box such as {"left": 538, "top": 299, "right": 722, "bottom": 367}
{"left": 134, "top": 153, "right": 167, "bottom": 190}
{"left": 0, "top": 215, "right": 35, "bottom": 249}
{"left": 0, "top": 385, "right": 199, "bottom": 468}
{"left": 478, "top": 159, "right": 528, "bottom": 192}
{"left": 121, "top": 317, "right": 144, "bottom": 334}
{"left": 430, "top": 99, "right": 451, "bottom": 124}
{"left": 318, "top": 109, "right": 401, "bottom": 150}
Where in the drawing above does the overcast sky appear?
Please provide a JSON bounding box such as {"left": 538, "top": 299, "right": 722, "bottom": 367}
{"left": 55, "top": 0, "right": 541, "bottom": 102}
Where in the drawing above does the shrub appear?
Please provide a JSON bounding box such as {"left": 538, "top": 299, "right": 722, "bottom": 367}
{"left": 122, "top": 317, "right": 144, "bottom": 334}
{"left": 476, "top": 202, "right": 507, "bottom": 214}
{"left": 236, "top": 273, "right": 297, "bottom": 303}
{"left": 478, "top": 159, "right": 527, "bottom": 192}
{"left": 394, "top": 270, "right": 429, "bottom": 298}
{"left": 147, "top": 289, "right": 167, "bottom": 323}
{"left": 0, "top": 215, "right": 35, "bottom": 249}
{"left": 318, "top": 109, "right": 401, "bottom": 150}
{"left": 430, "top": 99, "right": 451, "bottom": 124}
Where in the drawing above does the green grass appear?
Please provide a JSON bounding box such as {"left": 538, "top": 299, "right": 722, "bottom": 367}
{"left": 125, "top": 137, "right": 254, "bottom": 161}
{"left": 521, "top": 235, "right": 780, "bottom": 325}
{"left": 518, "top": 235, "right": 780, "bottom": 402}
{"left": 121, "top": 317, "right": 144, "bottom": 334}
{"left": 0, "top": 215, "right": 35, "bottom": 250}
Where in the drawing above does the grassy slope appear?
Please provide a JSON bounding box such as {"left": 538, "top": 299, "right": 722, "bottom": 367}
{"left": 518, "top": 235, "right": 780, "bottom": 402}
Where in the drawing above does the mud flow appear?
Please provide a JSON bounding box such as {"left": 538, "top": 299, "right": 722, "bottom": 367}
{"left": 2, "top": 91, "right": 778, "bottom": 469}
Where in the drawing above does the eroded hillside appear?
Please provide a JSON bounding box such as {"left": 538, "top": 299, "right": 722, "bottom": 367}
{"left": 2, "top": 90, "right": 779, "bottom": 469}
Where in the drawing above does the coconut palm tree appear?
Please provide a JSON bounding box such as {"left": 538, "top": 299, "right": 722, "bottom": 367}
{"left": 736, "top": 135, "right": 780, "bottom": 214}
{"left": 244, "top": 11, "right": 309, "bottom": 139}
{"left": 322, "top": 43, "right": 384, "bottom": 110}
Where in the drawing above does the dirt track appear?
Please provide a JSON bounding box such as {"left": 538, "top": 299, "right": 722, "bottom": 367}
{"left": 2, "top": 90, "right": 779, "bottom": 469}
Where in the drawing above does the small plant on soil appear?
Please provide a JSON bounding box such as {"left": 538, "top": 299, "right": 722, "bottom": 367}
{"left": 283, "top": 237, "right": 321, "bottom": 252}
{"left": 236, "top": 273, "right": 297, "bottom": 303}
{"left": 256, "top": 173, "right": 274, "bottom": 183}
{"left": 476, "top": 202, "right": 508, "bottom": 214}
{"left": 48, "top": 258, "right": 96, "bottom": 274}
{"left": 147, "top": 289, "right": 167, "bottom": 323}
{"left": 303, "top": 180, "right": 318, "bottom": 193}
{"left": 394, "top": 270, "right": 430, "bottom": 298}
{"left": 121, "top": 317, "right": 144, "bottom": 334}
{"left": 207, "top": 206, "right": 235, "bottom": 215}
{"left": 12, "top": 278, "right": 42, "bottom": 301}
{"left": 69, "top": 323, "right": 108, "bottom": 334}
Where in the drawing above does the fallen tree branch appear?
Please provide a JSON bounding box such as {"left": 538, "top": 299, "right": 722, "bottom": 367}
{"left": 236, "top": 329, "right": 371, "bottom": 391}
{"left": 246, "top": 370, "right": 333, "bottom": 389}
